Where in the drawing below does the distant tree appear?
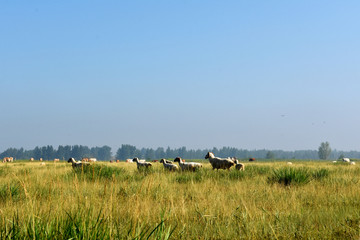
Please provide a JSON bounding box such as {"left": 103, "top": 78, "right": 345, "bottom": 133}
{"left": 63, "top": 145, "right": 72, "bottom": 159}
{"left": 97, "top": 145, "right": 112, "bottom": 160}
{"left": 34, "top": 146, "right": 42, "bottom": 160}
{"left": 116, "top": 144, "right": 138, "bottom": 160}
{"left": 266, "top": 151, "right": 275, "bottom": 159}
{"left": 155, "top": 147, "right": 165, "bottom": 159}
{"left": 57, "top": 145, "right": 66, "bottom": 160}
{"left": 178, "top": 147, "right": 187, "bottom": 158}
{"left": 44, "top": 145, "right": 54, "bottom": 160}
{"left": 165, "top": 147, "right": 172, "bottom": 159}
{"left": 318, "top": 142, "right": 331, "bottom": 160}
{"left": 71, "top": 145, "right": 81, "bottom": 159}
{"left": 145, "top": 148, "right": 155, "bottom": 160}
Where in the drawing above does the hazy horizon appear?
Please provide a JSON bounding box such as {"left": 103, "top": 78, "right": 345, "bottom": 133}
{"left": 1, "top": 1, "right": 360, "bottom": 153}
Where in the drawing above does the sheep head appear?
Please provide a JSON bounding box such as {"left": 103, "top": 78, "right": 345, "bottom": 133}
{"left": 205, "top": 152, "right": 215, "bottom": 159}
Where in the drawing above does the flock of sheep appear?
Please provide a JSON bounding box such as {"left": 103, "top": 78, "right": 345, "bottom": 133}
{"left": 67, "top": 152, "right": 245, "bottom": 171}
{"left": 333, "top": 157, "right": 356, "bottom": 165}
{"left": 2, "top": 154, "right": 356, "bottom": 170}
{"left": 121, "top": 152, "right": 246, "bottom": 171}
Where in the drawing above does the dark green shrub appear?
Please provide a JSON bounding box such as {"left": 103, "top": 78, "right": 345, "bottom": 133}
{"left": 228, "top": 170, "right": 246, "bottom": 180}
{"left": 0, "top": 182, "right": 21, "bottom": 202}
{"left": 175, "top": 172, "right": 203, "bottom": 183}
{"left": 268, "top": 167, "right": 311, "bottom": 186}
{"left": 71, "top": 164, "right": 128, "bottom": 181}
{"left": 312, "top": 168, "right": 330, "bottom": 180}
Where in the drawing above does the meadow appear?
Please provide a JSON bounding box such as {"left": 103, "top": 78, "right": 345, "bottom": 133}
{"left": 0, "top": 160, "right": 359, "bottom": 239}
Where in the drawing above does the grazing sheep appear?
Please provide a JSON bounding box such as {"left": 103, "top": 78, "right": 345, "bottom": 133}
{"left": 332, "top": 161, "right": 337, "bottom": 163}
{"left": 342, "top": 158, "right": 351, "bottom": 163}
{"left": 81, "top": 158, "right": 96, "bottom": 162}
{"left": 233, "top": 158, "right": 245, "bottom": 171}
{"left": 54, "top": 158, "right": 60, "bottom": 162}
{"left": 205, "top": 152, "right": 235, "bottom": 170}
{"left": 132, "top": 157, "right": 152, "bottom": 169}
{"left": 160, "top": 159, "right": 179, "bottom": 171}
{"left": 67, "top": 158, "right": 90, "bottom": 169}
{"left": 350, "top": 161, "right": 356, "bottom": 165}
{"left": 40, "top": 162, "right": 46, "bottom": 166}
{"left": 164, "top": 159, "right": 173, "bottom": 164}
{"left": 3, "top": 157, "right": 13, "bottom": 163}
{"left": 287, "top": 162, "right": 293, "bottom": 165}
{"left": 174, "top": 157, "right": 202, "bottom": 171}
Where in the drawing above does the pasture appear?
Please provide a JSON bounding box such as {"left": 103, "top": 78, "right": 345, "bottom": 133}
{"left": 0, "top": 160, "right": 359, "bottom": 239}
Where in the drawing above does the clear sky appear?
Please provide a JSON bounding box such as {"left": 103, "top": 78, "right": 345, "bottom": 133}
{"left": 1, "top": 1, "right": 360, "bottom": 153}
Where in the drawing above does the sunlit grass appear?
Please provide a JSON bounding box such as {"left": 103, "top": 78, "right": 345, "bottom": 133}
{"left": 0, "top": 161, "right": 359, "bottom": 239}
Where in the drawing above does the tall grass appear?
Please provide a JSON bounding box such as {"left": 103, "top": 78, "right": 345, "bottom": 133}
{"left": 267, "top": 167, "right": 311, "bottom": 186}
{"left": 0, "top": 161, "right": 358, "bottom": 239}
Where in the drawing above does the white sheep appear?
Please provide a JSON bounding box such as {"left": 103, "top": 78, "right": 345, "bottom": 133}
{"left": 67, "top": 157, "right": 90, "bottom": 169}
{"left": 205, "top": 152, "right": 235, "bottom": 170}
{"left": 287, "top": 162, "right": 293, "bottom": 165}
{"left": 132, "top": 157, "right": 152, "bottom": 169}
{"left": 174, "top": 157, "right": 202, "bottom": 171}
{"left": 3, "top": 157, "right": 13, "bottom": 163}
{"left": 160, "top": 159, "right": 179, "bottom": 171}
{"left": 342, "top": 158, "right": 351, "bottom": 163}
{"left": 350, "top": 161, "right": 356, "bottom": 165}
{"left": 233, "top": 158, "right": 245, "bottom": 171}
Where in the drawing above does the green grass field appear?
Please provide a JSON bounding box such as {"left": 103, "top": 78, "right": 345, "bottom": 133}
{"left": 0, "top": 160, "right": 359, "bottom": 239}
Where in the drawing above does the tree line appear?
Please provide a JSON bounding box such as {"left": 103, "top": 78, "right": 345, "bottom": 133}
{"left": 1, "top": 143, "right": 359, "bottom": 161}
{"left": 0, "top": 145, "right": 111, "bottom": 161}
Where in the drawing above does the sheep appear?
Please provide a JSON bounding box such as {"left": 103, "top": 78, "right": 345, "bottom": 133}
{"left": 132, "top": 157, "right": 152, "bottom": 169}
{"left": 174, "top": 157, "right": 202, "bottom": 171}
{"left": 287, "top": 162, "right": 293, "bottom": 165}
{"left": 350, "top": 161, "right": 356, "bottom": 165}
{"left": 342, "top": 158, "right": 351, "bottom": 163}
{"left": 40, "top": 162, "right": 46, "bottom": 166}
{"left": 205, "top": 152, "right": 235, "bottom": 170}
{"left": 82, "top": 157, "right": 97, "bottom": 162}
{"left": 67, "top": 157, "right": 90, "bottom": 169}
{"left": 160, "top": 159, "right": 179, "bottom": 171}
{"left": 3, "top": 157, "right": 14, "bottom": 163}
{"left": 233, "top": 158, "right": 245, "bottom": 171}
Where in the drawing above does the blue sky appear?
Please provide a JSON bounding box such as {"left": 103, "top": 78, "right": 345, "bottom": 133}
{"left": 1, "top": 1, "right": 360, "bottom": 152}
